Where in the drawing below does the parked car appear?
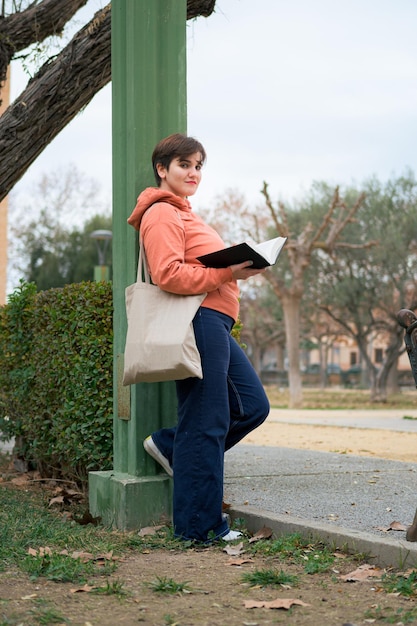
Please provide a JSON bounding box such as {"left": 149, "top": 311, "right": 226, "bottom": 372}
{"left": 341, "top": 364, "right": 363, "bottom": 387}
{"left": 260, "top": 367, "right": 288, "bottom": 386}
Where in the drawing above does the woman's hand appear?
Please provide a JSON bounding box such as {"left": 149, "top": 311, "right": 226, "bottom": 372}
{"left": 230, "top": 261, "right": 266, "bottom": 280}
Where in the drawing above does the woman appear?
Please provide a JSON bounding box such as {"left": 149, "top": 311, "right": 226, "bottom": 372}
{"left": 127, "top": 133, "right": 270, "bottom": 542}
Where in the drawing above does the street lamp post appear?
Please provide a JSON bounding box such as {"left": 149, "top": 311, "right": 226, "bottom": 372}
{"left": 90, "top": 229, "right": 112, "bottom": 281}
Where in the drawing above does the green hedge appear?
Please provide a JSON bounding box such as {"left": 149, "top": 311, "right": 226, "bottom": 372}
{"left": 0, "top": 281, "right": 113, "bottom": 485}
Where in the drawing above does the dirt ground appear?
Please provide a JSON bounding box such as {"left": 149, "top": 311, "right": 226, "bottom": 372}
{"left": 244, "top": 420, "right": 417, "bottom": 463}
{"left": 1, "top": 423, "right": 417, "bottom": 626}
{"left": 2, "top": 545, "right": 416, "bottom": 626}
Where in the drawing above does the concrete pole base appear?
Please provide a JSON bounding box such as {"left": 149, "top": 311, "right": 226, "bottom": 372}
{"left": 89, "top": 470, "right": 172, "bottom": 531}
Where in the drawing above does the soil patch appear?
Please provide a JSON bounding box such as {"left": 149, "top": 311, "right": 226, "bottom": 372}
{"left": 1, "top": 545, "right": 416, "bottom": 626}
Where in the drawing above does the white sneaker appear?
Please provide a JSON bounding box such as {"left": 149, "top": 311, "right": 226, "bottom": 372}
{"left": 143, "top": 436, "right": 173, "bottom": 477}
{"left": 222, "top": 530, "right": 243, "bottom": 541}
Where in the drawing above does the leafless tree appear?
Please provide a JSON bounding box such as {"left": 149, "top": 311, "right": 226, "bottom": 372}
{"left": 260, "top": 183, "right": 375, "bottom": 407}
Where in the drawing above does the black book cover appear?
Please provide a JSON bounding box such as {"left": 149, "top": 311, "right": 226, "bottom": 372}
{"left": 197, "top": 243, "right": 271, "bottom": 269}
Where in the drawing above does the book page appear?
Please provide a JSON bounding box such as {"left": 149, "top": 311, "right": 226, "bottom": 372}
{"left": 253, "top": 236, "right": 287, "bottom": 264}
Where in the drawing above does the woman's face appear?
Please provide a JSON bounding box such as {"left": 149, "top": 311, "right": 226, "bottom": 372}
{"left": 157, "top": 152, "right": 203, "bottom": 199}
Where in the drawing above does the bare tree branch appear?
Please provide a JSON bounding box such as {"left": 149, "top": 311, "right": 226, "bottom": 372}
{"left": 0, "top": 0, "right": 217, "bottom": 202}
{"left": 187, "top": 0, "right": 216, "bottom": 18}
{"left": 0, "top": 0, "right": 88, "bottom": 86}
{"left": 0, "top": 4, "right": 111, "bottom": 201}
{"left": 260, "top": 181, "right": 289, "bottom": 238}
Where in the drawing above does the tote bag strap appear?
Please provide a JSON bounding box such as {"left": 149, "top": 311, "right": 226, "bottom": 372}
{"left": 137, "top": 204, "right": 183, "bottom": 285}
{"left": 137, "top": 236, "right": 151, "bottom": 285}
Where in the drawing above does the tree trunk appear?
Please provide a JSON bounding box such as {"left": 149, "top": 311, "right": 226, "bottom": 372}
{"left": 371, "top": 367, "right": 388, "bottom": 402}
{"left": 276, "top": 343, "right": 285, "bottom": 371}
{"left": 282, "top": 293, "right": 303, "bottom": 408}
{"left": 251, "top": 343, "right": 262, "bottom": 374}
{"left": 318, "top": 341, "right": 329, "bottom": 389}
{"left": 0, "top": 4, "right": 112, "bottom": 201}
{"left": 0, "top": 0, "right": 216, "bottom": 201}
{"left": 386, "top": 358, "right": 400, "bottom": 394}
{"left": 369, "top": 324, "right": 404, "bottom": 401}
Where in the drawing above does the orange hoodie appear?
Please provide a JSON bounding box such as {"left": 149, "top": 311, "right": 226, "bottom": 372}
{"left": 127, "top": 188, "right": 240, "bottom": 321}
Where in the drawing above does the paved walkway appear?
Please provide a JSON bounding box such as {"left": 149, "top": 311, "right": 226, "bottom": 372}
{"left": 267, "top": 406, "right": 417, "bottom": 431}
{"left": 225, "top": 408, "right": 417, "bottom": 568}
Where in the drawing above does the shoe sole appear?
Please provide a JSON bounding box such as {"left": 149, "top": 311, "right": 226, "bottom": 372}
{"left": 143, "top": 436, "right": 173, "bottom": 477}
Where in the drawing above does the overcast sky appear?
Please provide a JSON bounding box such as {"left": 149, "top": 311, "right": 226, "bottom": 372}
{"left": 9, "top": 0, "right": 417, "bottom": 213}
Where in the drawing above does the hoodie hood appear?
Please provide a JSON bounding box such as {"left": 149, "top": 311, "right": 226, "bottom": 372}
{"left": 127, "top": 187, "right": 192, "bottom": 231}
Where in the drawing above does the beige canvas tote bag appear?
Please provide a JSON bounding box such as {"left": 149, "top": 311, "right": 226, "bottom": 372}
{"left": 122, "top": 243, "right": 205, "bottom": 385}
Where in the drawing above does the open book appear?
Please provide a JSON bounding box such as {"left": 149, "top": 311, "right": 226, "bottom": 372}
{"left": 197, "top": 236, "right": 287, "bottom": 269}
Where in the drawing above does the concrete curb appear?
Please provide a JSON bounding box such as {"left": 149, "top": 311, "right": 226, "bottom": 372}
{"left": 229, "top": 504, "right": 417, "bottom": 569}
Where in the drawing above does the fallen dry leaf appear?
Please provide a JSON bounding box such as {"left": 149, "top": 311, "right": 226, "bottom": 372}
{"left": 340, "top": 564, "right": 382, "bottom": 582}
{"left": 138, "top": 525, "right": 165, "bottom": 537}
{"left": 51, "top": 486, "right": 83, "bottom": 497}
{"left": 376, "top": 520, "right": 408, "bottom": 532}
{"left": 27, "top": 547, "right": 52, "bottom": 557}
{"left": 21, "top": 594, "right": 38, "bottom": 600}
{"left": 244, "top": 598, "right": 310, "bottom": 610}
{"left": 223, "top": 542, "right": 245, "bottom": 556}
{"left": 248, "top": 526, "right": 273, "bottom": 543}
{"left": 11, "top": 475, "right": 30, "bottom": 485}
{"left": 93, "top": 551, "right": 120, "bottom": 564}
{"left": 48, "top": 495, "right": 65, "bottom": 507}
{"left": 388, "top": 520, "right": 407, "bottom": 531}
{"left": 70, "top": 584, "right": 96, "bottom": 593}
{"left": 70, "top": 551, "right": 94, "bottom": 562}
{"left": 225, "top": 558, "right": 254, "bottom": 566}
{"left": 48, "top": 487, "right": 84, "bottom": 508}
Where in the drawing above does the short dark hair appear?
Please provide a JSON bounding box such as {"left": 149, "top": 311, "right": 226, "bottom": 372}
{"left": 152, "top": 133, "right": 206, "bottom": 186}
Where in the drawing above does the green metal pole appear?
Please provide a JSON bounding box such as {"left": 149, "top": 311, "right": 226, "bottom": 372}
{"left": 89, "top": 0, "right": 187, "bottom": 529}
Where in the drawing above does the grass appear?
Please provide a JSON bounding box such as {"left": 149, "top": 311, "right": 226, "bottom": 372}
{"left": 247, "top": 532, "right": 339, "bottom": 574}
{"left": 0, "top": 598, "right": 69, "bottom": 626}
{"left": 0, "top": 480, "right": 185, "bottom": 584}
{"left": 381, "top": 570, "right": 417, "bottom": 597}
{"left": 241, "top": 567, "right": 299, "bottom": 588}
{"left": 364, "top": 605, "right": 417, "bottom": 624}
{"left": 265, "top": 386, "right": 417, "bottom": 410}
{"left": 28, "top": 601, "right": 69, "bottom": 625}
{"left": 92, "top": 579, "right": 129, "bottom": 597}
{"left": 146, "top": 576, "right": 191, "bottom": 594}
{"left": 21, "top": 550, "right": 117, "bottom": 583}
